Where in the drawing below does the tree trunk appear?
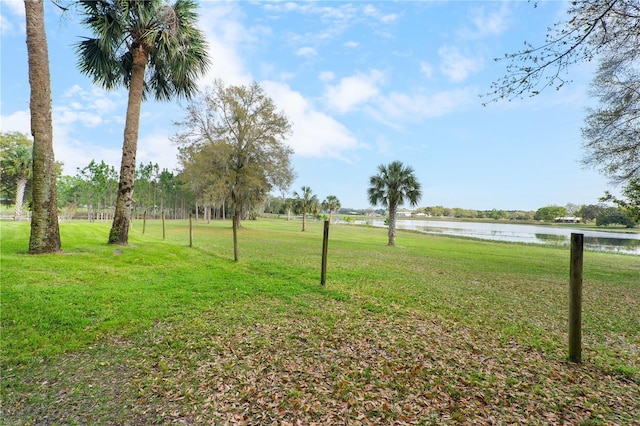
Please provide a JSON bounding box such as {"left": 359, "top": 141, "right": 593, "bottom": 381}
{"left": 232, "top": 208, "right": 240, "bottom": 262}
{"left": 328, "top": 209, "right": 333, "bottom": 224}
{"left": 25, "top": 0, "right": 61, "bottom": 254}
{"left": 388, "top": 203, "right": 397, "bottom": 246}
{"left": 14, "top": 176, "right": 27, "bottom": 221}
{"left": 302, "top": 211, "right": 307, "bottom": 231}
{"left": 109, "top": 46, "right": 147, "bottom": 244}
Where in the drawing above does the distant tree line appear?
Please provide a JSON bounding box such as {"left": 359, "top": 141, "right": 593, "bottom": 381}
{"left": 56, "top": 160, "right": 192, "bottom": 222}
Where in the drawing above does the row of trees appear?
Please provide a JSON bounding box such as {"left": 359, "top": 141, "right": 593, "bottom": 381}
{"left": 16, "top": 0, "right": 640, "bottom": 253}
{"left": 56, "top": 160, "right": 186, "bottom": 221}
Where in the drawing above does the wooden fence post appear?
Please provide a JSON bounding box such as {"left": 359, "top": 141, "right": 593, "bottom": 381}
{"left": 142, "top": 210, "right": 147, "bottom": 234}
{"left": 162, "top": 211, "right": 166, "bottom": 240}
{"left": 569, "top": 233, "right": 584, "bottom": 363}
{"left": 321, "top": 220, "right": 329, "bottom": 286}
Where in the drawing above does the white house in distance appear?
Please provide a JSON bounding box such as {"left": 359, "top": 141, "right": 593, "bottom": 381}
{"left": 554, "top": 217, "right": 581, "bottom": 223}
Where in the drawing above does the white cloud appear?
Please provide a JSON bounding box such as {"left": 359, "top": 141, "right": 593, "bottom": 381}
{"left": 344, "top": 40, "right": 359, "bottom": 48}
{"left": 0, "top": 110, "right": 31, "bottom": 135}
{"left": 137, "top": 131, "right": 180, "bottom": 172}
{"left": 2, "top": 1, "right": 25, "bottom": 16}
{"left": 469, "top": 4, "right": 511, "bottom": 37}
{"left": 380, "top": 14, "right": 400, "bottom": 24}
{"left": 198, "top": 3, "right": 254, "bottom": 86}
{"left": 323, "top": 70, "right": 385, "bottom": 114}
{"left": 363, "top": 5, "right": 378, "bottom": 17}
{"left": 0, "top": 0, "right": 25, "bottom": 34}
{"left": 296, "top": 47, "right": 317, "bottom": 57}
{"left": 420, "top": 61, "right": 433, "bottom": 79}
{"left": 379, "top": 89, "right": 475, "bottom": 120}
{"left": 438, "top": 46, "right": 483, "bottom": 82}
{"left": 61, "top": 85, "right": 120, "bottom": 117}
{"left": 0, "top": 15, "right": 15, "bottom": 35}
{"left": 319, "top": 71, "right": 335, "bottom": 82}
{"left": 261, "top": 80, "right": 363, "bottom": 160}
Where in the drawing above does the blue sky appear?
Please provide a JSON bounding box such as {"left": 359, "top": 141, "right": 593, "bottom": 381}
{"left": 0, "top": 1, "right": 615, "bottom": 211}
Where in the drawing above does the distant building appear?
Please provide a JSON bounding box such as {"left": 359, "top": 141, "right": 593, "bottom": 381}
{"left": 554, "top": 217, "right": 581, "bottom": 223}
{"left": 397, "top": 210, "right": 412, "bottom": 217}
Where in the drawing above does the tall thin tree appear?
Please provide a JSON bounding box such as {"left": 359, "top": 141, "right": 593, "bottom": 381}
{"left": 322, "top": 195, "right": 341, "bottom": 224}
{"left": 294, "top": 186, "right": 318, "bottom": 232}
{"left": 25, "top": 0, "right": 61, "bottom": 253}
{"left": 368, "top": 161, "right": 422, "bottom": 246}
{"left": 76, "top": 0, "right": 209, "bottom": 244}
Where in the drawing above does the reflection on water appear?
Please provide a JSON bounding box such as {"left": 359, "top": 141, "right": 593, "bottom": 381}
{"left": 535, "top": 233, "right": 566, "bottom": 243}
{"left": 364, "top": 219, "right": 640, "bottom": 255}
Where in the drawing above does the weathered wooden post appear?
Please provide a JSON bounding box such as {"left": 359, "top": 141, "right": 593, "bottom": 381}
{"left": 189, "top": 213, "right": 193, "bottom": 248}
{"left": 321, "top": 220, "right": 329, "bottom": 286}
{"left": 569, "top": 233, "right": 584, "bottom": 363}
{"left": 162, "top": 211, "right": 166, "bottom": 240}
{"left": 142, "top": 210, "right": 147, "bottom": 234}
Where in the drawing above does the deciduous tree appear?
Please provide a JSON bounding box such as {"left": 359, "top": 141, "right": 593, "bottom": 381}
{"left": 534, "top": 205, "right": 567, "bottom": 222}
{"left": 582, "top": 53, "right": 640, "bottom": 182}
{"left": 488, "top": 1, "right": 640, "bottom": 183}
{"left": 175, "top": 81, "right": 294, "bottom": 261}
{"left": 601, "top": 178, "right": 640, "bottom": 224}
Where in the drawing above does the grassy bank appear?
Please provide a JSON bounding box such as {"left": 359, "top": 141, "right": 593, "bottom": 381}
{"left": 1, "top": 219, "right": 638, "bottom": 424}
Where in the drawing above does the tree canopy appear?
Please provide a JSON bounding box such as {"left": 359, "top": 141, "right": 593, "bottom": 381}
{"left": 175, "top": 80, "right": 294, "bottom": 261}
{"left": 582, "top": 52, "right": 640, "bottom": 182}
{"left": 293, "top": 186, "right": 318, "bottom": 232}
{"left": 368, "top": 161, "right": 422, "bottom": 246}
{"left": 534, "top": 205, "right": 568, "bottom": 222}
{"left": 488, "top": 1, "right": 640, "bottom": 102}
{"left": 601, "top": 178, "right": 640, "bottom": 224}
{"left": 322, "top": 195, "right": 341, "bottom": 224}
{"left": 488, "top": 1, "right": 640, "bottom": 184}
{"left": 76, "top": 0, "right": 210, "bottom": 244}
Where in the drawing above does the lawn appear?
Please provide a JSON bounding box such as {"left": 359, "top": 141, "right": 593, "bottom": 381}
{"left": 1, "top": 218, "right": 638, "bottom": 424}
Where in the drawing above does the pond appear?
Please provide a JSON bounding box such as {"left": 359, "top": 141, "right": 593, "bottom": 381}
{"left": 363, "top": 219, "right": 640, "bottom": 255}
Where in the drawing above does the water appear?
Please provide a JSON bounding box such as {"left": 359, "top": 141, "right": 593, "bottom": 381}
{"left": 363, "top": 219, "right": 640, "bottom": 255}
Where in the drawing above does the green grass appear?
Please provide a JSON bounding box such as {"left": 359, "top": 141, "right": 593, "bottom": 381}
{"left": 1, "top": 218, "right": 638, "bottom": 424}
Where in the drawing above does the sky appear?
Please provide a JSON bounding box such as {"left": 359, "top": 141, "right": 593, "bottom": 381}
{"left": 0, "top": 0, "right": 619, "bottom": 211}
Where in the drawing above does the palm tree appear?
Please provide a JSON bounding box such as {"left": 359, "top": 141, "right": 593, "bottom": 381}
{"left": 1, "top": 132, "right": 33, "bottom": 221}
{"left": 322, "top": 195, "right": 341, "bottom": 223}
{"left": 76, "top": 0, "right": 210, "bottom": 244}
{"left": 283, "top": 197, "right": 294, "bottom": 221}
{"left": 368, "top": 161, "right": 422, "bottom": 246}
{"left": 293, "top": 186, "right": 318, "bottom": 232}
{"left": 25, "top": 0, "right": 61, "bottom": 253}
{"left": 5, "top": 144, "right": 32, "bottom": 221}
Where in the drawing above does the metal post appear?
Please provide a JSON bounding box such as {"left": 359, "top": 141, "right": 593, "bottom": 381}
{"left": 162, "top": 211, "right": 166, "bottom": 240}
{"left": 569, "top": 233, "right": 584, "bottom": 363}
{"left": 321, "top": 220, "right": 329, "bottom": 286}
